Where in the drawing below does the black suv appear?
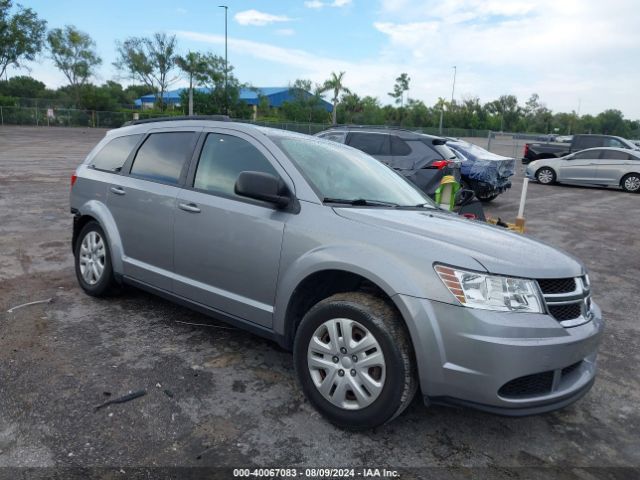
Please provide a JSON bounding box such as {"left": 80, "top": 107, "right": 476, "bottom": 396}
{"left": 316, "top": 127, "right": 459, "bottom": 196}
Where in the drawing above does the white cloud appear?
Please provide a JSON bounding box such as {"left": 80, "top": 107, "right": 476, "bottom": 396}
{"left": 276, "top": 28, "right": 296, "bottom": 36}
{"left": 304, "top": 0, "right": 352, "bottom": 9}
{"left": 234, "top": 9, "right": 293, "bottom": 26}
{"left": 175, "top": 7, "right": 187, "bottom": 15}
{"left": 373, "top": 0, "right": 640, "bottom": 117}
{"left": 304, "top": 0, "right": 324, "bottom": 8}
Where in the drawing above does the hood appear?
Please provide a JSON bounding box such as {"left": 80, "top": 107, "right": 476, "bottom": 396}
{"left": 335, "top": 208, "right": 585, "bottom": 279}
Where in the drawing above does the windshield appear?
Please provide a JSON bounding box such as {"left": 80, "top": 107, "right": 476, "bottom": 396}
{"left": 271, "top": 135, "right": 434, "bottom": 207}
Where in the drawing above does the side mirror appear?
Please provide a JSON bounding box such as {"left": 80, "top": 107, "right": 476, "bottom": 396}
{"left": 234, "top": 171, "right": 291, "bottom": 208}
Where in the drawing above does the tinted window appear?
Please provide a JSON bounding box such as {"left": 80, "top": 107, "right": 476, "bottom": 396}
{"left": 577, "top": 136, "right": 604, "bottom": 149}
{"left": 130, "top": 132, "right": 196, "bottom": 184}
{"left": 604, "top": 138, "right": 626, "bottom": 148}
{"left": 194, "top": 133, "right": 279, "bottom": 197}
{"left": 600, "top": 150, "right": 631, "bottom": 160}
{"left": 390, "top": 136, "right": 411, "bottom": 156}
{"left": 347, "top": 133, "right": 390, "bottom": 155}
{"left": 91, "top": 134, "right": 142, "bottom": 172}
{"left": 572, "top": 150, "right": 601, "bottom": 160}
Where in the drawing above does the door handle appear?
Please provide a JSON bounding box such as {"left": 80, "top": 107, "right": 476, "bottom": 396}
{"left": 110, "top": 186, "right": 126, "bottom": 195}
{"left": 178, "top": 202, "right": 201, "bottom": 213}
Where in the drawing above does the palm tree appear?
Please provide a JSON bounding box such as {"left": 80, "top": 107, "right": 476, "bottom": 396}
{"left": 175, "top": 51, "right": 208, "bottom": 116}
{"left": 322, "top": 71, "right": 351, "bottom": 125}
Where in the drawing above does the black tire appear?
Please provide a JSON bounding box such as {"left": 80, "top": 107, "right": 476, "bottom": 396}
{"left": 293, "top": 292, "right": 418, "bottom": 430}
{"left": 536, "top": 167, "right": 556, "bottom": 185}
{"left": 74, "top": 221, "right": 117, "bottom": 297}
{"left": 621, "top": 173, "right": 640, "bottom": 193}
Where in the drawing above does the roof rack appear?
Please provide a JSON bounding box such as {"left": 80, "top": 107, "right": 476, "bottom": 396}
{"left": 323, "top": 124, "right": 443, "bottom": 138}
{"left": 122, "top": 115, "right": 231, "bottom": 127}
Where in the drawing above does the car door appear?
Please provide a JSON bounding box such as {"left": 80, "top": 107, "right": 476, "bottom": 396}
{"left": 107, "top": 129, "right": 199, "bottom": 290}
{"left": 596, "top": 149, "right": 635, "bottom": 185}
{"left": 173, "top": 130, "right": 292, "bottom": 328}
{"left": 557, "top": 150, "right": 601, "bottom": 183}
{"left": 346, "top": 132, "right": 393, "bottom": 165}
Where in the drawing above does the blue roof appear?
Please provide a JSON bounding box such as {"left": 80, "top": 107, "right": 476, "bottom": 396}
{"left": 136, "top": 87, "right": 332, "bottom": 111}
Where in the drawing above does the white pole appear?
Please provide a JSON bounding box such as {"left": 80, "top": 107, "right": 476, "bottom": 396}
{"left": 517, "top": 177, "right": 529, "bottom": 221}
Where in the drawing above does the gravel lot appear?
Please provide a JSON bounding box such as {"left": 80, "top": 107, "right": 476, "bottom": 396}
{"left": 0, "top": 126, "right": 638, "bottom": 476}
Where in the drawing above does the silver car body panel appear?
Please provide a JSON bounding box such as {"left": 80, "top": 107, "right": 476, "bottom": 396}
{"left": 526, "top": 147, "right": 640, "bottom": 186}
{"left": 71, "top": 120, "right": 603, "bottom": 414}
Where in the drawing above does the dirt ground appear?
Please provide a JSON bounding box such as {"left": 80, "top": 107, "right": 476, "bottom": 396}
{"left": 0, "top": 126, "right": 638, "bottom": 476}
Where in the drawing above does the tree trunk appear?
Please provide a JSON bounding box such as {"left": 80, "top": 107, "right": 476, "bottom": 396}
{"left": 188, "top": 74, "right": 194, "bottom": 116}
{"left": 332, "top": 99, "right": 337, "bottom": 124}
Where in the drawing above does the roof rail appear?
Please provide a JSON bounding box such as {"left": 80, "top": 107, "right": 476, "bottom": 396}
{"left": 122, "top": 115, "right": 231, "bottom": 127}
{"left": 323, "top": 124, "right": 443, "bottom": 137}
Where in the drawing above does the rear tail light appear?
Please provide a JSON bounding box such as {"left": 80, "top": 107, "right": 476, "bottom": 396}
{"left": 432, "top": 160, "right": 450, "bottom": 169}
{"left": 524, "top": 144, "right": 529, "bottom": 157}
{"left": 71, "top": 173, "right": 78, "bottom": 187}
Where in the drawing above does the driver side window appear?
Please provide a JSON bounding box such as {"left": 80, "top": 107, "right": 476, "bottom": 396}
{"left": 193, "top": 133, "right": 279, "bottom": 199}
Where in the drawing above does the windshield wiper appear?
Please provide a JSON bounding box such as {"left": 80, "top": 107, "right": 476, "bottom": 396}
{"left": 323, "top": 197, "right": 399, "bottom": 207}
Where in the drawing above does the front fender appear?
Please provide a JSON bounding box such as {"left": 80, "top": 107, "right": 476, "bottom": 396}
{"left": 78, "top": 200, "right": 124, "bottom": 275}
{"left": 272, "top": 243, "right": 453, "bottom": 337}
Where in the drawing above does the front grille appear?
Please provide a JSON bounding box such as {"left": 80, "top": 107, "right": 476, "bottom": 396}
{"left": 537, "top": 278, "right": 576, "bottom": 294}
{"left": 498, "top": 371, "right": 554, "bottom": 398}
{"left": 548, "top": 303, "right": 582, "bottom": 321}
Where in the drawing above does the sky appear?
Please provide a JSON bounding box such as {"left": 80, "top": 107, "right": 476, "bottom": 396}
{"left": 11, "top": 0, "right": 640, "bottom": 118}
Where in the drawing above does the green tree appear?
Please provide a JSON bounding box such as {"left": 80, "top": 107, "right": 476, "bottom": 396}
{"left": 0, "top": 0, "right": 47, "bottom": 78}
{"left": 0, "top": 75, "right": 45, "bottom": 97}
{"left": 596, "top": 109, "right": 628, "bottom": 136}
{"left": 389, "top": 72, "right": 410, "bottom": 107}
{"left": 175, "top": 51, "right": 208, "bottom": 116}
{"left": 322, "top": 71, "right": 350, "bottom": 125}
{"left": 47, "top": 25, "right": 101, "bottom": 107}
{"left": 114, "top": 32, "right": 177, "bottom": 111}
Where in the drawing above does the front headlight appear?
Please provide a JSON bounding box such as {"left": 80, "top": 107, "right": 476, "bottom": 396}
{"left": 435, "top": 265, "right": 543, "bottom": 313}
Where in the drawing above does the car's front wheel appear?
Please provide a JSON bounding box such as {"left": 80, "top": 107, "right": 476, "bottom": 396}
{"left": 536, "top": 167, "right": 556, "bottom": 185}
{"left": 293, "top": 292, "right": 417, "bottom": 430}
{"left": 621, "top": 173, "right": 640, "bottom": 193}
{"left": 74, "top": 221, "right": 117, "bottom": 297}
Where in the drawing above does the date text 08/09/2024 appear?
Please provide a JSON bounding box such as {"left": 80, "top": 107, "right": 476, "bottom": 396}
{"left": 233, "top": 468, "right": 400, "bottom": 478}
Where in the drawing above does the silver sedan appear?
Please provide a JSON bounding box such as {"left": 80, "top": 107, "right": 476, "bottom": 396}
{"left": 525, "top": 147, "right": 640, "bottom": 193}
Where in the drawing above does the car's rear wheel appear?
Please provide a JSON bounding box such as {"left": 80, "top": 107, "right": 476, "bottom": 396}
{"left": 536, "top": 167, "right": 556, "bottom": 185}
{"left": 293, "top": 292, "right": 417, "bottom": 430}
{"left": 75, "top": 221, "right": 117, "bottom": 297}
{"left": 621, "top": 173, "right": 640, "bottom": 193}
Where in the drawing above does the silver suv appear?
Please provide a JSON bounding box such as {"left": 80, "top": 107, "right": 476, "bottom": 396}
{"left": 70, "top": 117, "right": 603, "bottom": 429}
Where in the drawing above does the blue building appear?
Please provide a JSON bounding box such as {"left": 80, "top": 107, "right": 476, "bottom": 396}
{"left": 135, "top": 86, "right": 333, "bottom": 116}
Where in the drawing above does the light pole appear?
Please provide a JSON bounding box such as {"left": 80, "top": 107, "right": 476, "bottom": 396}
{"left": 450, "top": 66, "right": 457, "bottom": 105}
{"left": 219, "top": 5, "right": 228, "bottom": 115}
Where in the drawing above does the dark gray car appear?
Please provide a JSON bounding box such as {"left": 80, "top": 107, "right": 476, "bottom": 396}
{"left": 70, "top": 117, "right": 603, "bottom": 429}
{"left": 316, "top": 127, "right": 458, "bottom": 196}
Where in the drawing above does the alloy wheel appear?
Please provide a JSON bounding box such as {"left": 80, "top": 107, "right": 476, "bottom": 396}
{"left": 307, "top": 318, "right": 386, "bottom": 410}
{"left": 624, "top": 175, "right": 640, "bottom": 192}
{"left": 79, "top": 231, "right": 106, "bottom": 285}
{"left": 537, "top": 168, "right": 554, "bottom": 184}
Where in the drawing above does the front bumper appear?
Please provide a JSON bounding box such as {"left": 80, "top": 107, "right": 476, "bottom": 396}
{"left": 395, "top": 295, "right": 603, "bottom": 415}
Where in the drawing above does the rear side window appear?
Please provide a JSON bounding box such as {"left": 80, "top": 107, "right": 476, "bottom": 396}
{"left": 600, "top": 150, "right": 632, "bottom": 160}
{"left": 91, "top": 134, "right": 142, "bottom": 172}
{"left": 572, "top": 150, "right": 601, "bottom": 160}
{"left": 390, "top": 136, "right": 411, "bottom": 156}
{"left": 193, "top": 133, "right": 279, "bottom": 198}
{"left": 130, "top": 132, "right": 196, "bottom": 185}
{"left": 577, "top": 136, "right": 604, "bottom": 149}
{"left": 347, "top": 133, "right": 390, "bottom": 155}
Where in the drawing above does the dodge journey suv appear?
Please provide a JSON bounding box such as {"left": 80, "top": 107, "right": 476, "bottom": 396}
{"left": 70, "top": 117, "right": 603, "bottom": 429}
